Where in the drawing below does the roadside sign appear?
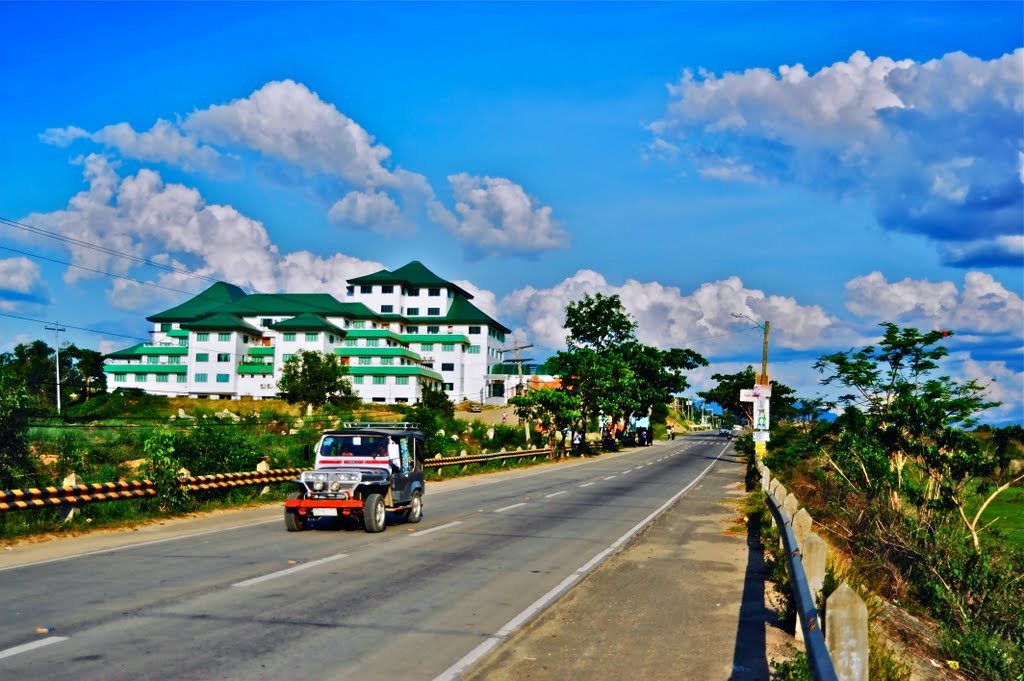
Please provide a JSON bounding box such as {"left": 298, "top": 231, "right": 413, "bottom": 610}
{"left": 740, "top": 389, "right": 754, "bottom": 402}
{"left": 753, "top": 431, "right": 770, "bottom": 443}
{"left": 753, "top": 395, "right": 770, "bottom": 430}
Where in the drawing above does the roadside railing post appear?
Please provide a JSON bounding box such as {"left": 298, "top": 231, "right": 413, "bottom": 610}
{"left": 60, "top": 473, "right": 82, "bottom": 522}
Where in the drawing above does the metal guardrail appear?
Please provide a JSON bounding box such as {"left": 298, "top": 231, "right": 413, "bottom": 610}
{"left": 763, "top": 477, "right": 840, "bottom": 681}
{"left": 0, "top": 450, "right": 553, "bottom": 515}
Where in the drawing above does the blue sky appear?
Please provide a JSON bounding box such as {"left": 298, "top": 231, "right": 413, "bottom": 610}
{"left": 1, "top": 2, "right": 1021, "bottom": 423}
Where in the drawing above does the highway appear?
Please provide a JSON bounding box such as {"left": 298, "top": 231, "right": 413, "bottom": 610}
{"left": 0, "top": 433, "right": 733, "bottom": 680}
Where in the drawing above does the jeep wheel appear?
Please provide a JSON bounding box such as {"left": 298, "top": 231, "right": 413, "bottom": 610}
{"left": 363, "top": 493, "right": 386, "bottom": 533}
{"left": 284, "top": 493, "right": 307, "bottom": 532}
{"left": 405, "top": 491, "right": 423, "bottom": 524}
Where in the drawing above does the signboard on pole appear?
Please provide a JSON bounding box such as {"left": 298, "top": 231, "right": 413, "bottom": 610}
{"left": 753, "top": 395, "right": 770, "bottom": 430}
{"left": 753, "top": 431, "right": 770, "bottom": 443}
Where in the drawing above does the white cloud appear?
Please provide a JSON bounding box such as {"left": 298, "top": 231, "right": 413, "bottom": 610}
{"left": 0, "top": 257, "right": 48, "bottom": 311}
{"left": 956, "top": 355, "right": 1023, "bottom": 425}
{"left": 448, "top": 173, "right": 568, "bottom": 255}
{"left": 451, "top": 278, "right": 499, "bottom": 318}
{"left": 42, "top": 120, "right": 221, "bottom": 172}
{"left": 652, "top": 49, "right": 1024, "bottom": 266}
{"left": 845, "top": 271, "right": 1024, "bottom": 336}
{"left": 23, "top": 155, "right": 383, "bottom": 311}
{"left": 500, "top": 269, "right": 835, "bottom": 353}
{"left": 327, "top": 190, "right": 405, "bottom": 235}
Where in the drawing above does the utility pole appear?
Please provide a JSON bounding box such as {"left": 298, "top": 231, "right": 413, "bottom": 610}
{"left": 758, "top": 320, "right": 771, "bottom": 386}
{"left": 499, "top": 341, "right": 534, "bottom": 442}
{"left": 45, "top": 322, "right": 66, "bottom": 415}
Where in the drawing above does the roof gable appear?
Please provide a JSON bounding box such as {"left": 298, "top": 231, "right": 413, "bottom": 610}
{"left": 147, "top": 281, "right": 249, "bottom": 323}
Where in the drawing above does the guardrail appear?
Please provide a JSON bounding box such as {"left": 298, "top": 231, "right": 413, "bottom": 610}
{"left": 0, "top": 449, "right": 554, "bottom": 519}
{"left": 757, "top": 459, "right": 868, "bottom": 681}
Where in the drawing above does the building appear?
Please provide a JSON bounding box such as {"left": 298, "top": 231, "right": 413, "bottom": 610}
{"left": 103, "top": 261, "right": 514, "bottom": 405}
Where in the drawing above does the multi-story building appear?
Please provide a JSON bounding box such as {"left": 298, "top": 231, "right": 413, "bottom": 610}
{"left": 103, "top": 261, "right": 514, "bottom": 405}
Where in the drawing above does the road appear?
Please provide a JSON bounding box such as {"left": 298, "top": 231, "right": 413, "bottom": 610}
{"left": 0, "top": 433, "right": 733, "bottom": 680}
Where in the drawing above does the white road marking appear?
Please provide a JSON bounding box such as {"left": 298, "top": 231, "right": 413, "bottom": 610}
{"left": 432, "top": 445, "right": 728, "bottom": 681}
{"left": 544, "top": 491, "right": 567, "bottom": 498}
{"left": 620, "top": 470, "right": 631, "bottom": 475}
{"left": 0, "top": 637, "right": 69, "bottom": 660}
{"left": 603, "top": 475, "right": 616, "bottom": 480}
{"left": 0, "top": 518, "right": 281, "bottom": 573}
{"left": 409, "top": 521, "right": 463, "bottom": 537}
{"left": 494, "top": 502, "right": 527, "bottom": 513}
{"left": 233, "top": 552, "right": 348, "bottom": 587}
{"left": 579, "top": 482, "right": 595, "bottom": 488}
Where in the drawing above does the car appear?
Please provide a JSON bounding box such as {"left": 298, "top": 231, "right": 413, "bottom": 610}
{"left": 284, "top": 422, "right": 425, "bottom": 533}
{"left": 719, "top": 427, "right": 732, "bottom": 437}
{"left": 468, "top": 404, "right": 482, "bottom": 413}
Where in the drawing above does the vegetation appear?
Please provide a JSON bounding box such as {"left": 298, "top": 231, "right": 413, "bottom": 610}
{"left": 726, "top": 324, "right": 1024, "bottom": 681}
{"left": 277, "top": 349, "right": 359, "bottom": 413}
{"left": 0, "top": 339, "right": 107, "bottom": 413}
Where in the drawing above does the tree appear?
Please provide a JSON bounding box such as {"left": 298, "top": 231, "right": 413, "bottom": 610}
{"left": 0, "top": 368, "right": 34, "bottom": 487}
{"left": 509, "top": 388, "right": 581, "bottom": 459}
{"left": 814, "top": 323, "right": 1009, "bottom": 546}
{"left": 698, "top": 366, "right": 798, "bottom": 426}
{"left": 277, "top": 350, "right": 356, "bottom": 412}
{"left": 66, "top": 347, "right": 107, "bottom": 402}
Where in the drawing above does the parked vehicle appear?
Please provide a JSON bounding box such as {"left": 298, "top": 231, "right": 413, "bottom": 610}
{"left": 468, "top": 404, "right": 482, "bottom": 413}
{"left": 284, "top": 422, "right": 425, "bottom": 533}
{"left": 718, "top": 427, "right": 733, "bottom": 437}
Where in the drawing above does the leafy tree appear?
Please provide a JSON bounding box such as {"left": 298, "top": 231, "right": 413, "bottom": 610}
{"left": 698, "top": 365, "right": 798, "bottom": 426}
{"left": 0, "top": 369, "right": 34, "bottom": 487}
{"left": 278, "top": 350, "right": 357, "bottom": 412}
{"left": 509, "top": 387, "right": 581, "bottom": 459}
{"left": 814, "top": 323, "right": 1010, "bottom": 547}
{"left": 407, "top": 384, "right": 457, "bottom": 457}
{"left": 563, "top": 292, "right": 637, "bottom": 352}
{"left": 66, "top": 347, "right": 107, "bottom": 402}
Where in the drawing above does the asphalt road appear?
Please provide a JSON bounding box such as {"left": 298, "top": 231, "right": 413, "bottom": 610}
{"left": 0, "top": 433, "right": 733, "bottom": 681}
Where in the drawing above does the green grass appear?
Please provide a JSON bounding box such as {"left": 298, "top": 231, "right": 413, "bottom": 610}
{"left": 972, "top": 483, "right": 1024, "bottom": 550}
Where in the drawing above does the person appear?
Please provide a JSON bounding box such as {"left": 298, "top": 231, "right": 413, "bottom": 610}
{"left": 667, "top": 424, "right": 675, "bottom": 440}
{"left": 502, "top": 412, "right": 508, "bottom": 423}
{"left": 573, "top": 431, "right": 583, "bottom": 455}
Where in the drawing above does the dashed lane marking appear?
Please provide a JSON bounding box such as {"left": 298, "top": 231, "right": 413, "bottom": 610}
{"left": 603, "top": 475, "right": 616, "bottom": 480}
{"left": 579, "top": 482, "right": 595, "bottom": 488}
{"left": 233, "top": 552, "right": 349, "bottom": 587}
{"left": 494, "top": 502, "right": 527, "bottom": 513}
{"left": 409, "top": 521, "right": 463, "bottom": 537}
{"left": 544, "top": 491, "right": 567, "bottom": 498}
{"left": 0, "top": 636, "right": 69, "bottom": 660}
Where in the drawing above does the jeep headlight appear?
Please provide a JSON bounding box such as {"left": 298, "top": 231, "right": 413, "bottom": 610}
{"left": 329, "top": 481, "right": 342, "bottom": 492}
{"left": 333, "top": 472, "right": 360, "bottom": 483}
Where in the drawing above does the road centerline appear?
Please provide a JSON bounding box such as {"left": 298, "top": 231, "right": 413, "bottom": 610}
{"left": 233, "top": 552, "right": 349, "bottom": 587}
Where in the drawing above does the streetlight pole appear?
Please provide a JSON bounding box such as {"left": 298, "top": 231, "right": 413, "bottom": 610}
{"left": 45, "top": 322, "right": 66, "bottom": 415}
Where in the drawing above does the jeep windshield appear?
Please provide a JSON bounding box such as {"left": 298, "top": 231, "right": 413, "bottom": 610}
{"left": 319, "top": 435, "right": 390, "bottom": 458}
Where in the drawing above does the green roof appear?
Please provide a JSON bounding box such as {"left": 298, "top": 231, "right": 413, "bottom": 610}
{"left": 247, "top": 347, "right": 276, "bottom": 356}
{"left": 105, "top": 344, "right": 188, "bottom": 359}
{"left": 167, "top": 329, "right": 189, "bottom": 338}
{"left": 181, "top": 313, "right": 263, "bottom": 334}
{"left": 342, "top": 329, "right": 406, "bottom": 343}
{"left": 334, "top": 347, "right": 423, "bottom": 361}
{"left": 269, "top": 313, "right": 347, "bottom": 335}
{"left": 148, "top": 281, "right": 249, "bottom": 323}
{"left": 212, "top": 294, "right": 368, "bottom": 318}
{"left": 348, "top": 261, "right": 471, "bottom": 299}
{"left": 346, "top": 366, "right": 443, "bottom": 381}
{"left": 444, "top": 297, "right": 510, "bottom": 333}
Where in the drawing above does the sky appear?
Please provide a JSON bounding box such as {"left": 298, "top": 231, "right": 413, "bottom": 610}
{"left": 1, "top": 2, "right": 1021, "bottom": 424}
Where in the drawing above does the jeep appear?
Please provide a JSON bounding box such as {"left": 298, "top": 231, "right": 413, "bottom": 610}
{"left": 284, "top": 422, "right": 425, "bottom": 533}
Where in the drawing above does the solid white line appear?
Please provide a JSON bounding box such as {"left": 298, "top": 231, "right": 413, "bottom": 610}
{"left": 494, "top": 502, "right": 527, "bottom": 513}
{"left": 579, "top": 482, "right": 595, "bottom": 487}
{"left": 0, "top": 636, "right": 69, "bottom": 660}
{"left": 233, "top": 552, "right": 348, "bottom": 587}
{"left": 603, "top": 475, "right": 616, "bottom": 480}
{"left": 409, "top": 521, "right": 463, "bottom": 537}
{"left": 544, "top": 491, "right": 567, "bottom": 498}
{"left": 432, "top": 446, "right": 727, "bottom": 681}
{"left": 0, "top": 518, "right": 281, "bottom": 573}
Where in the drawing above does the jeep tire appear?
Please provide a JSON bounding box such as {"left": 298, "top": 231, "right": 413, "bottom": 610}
{"left": 284, "top": 493, "right": 307, "bottom": 532}
{"left": 363, "top": 493, "right": 386, "bottom": 533}
{"left": 405, "top": 490, "right": 423, "bottom": 524}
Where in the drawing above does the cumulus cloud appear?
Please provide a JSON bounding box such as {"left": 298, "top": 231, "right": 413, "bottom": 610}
{"left": 500, "top": 269, "right": 835, "bottom": 353}
{"left": 327, "top": 190, "right": 405, "bottom": 235}
{"left": 448, "top": 173, "right": 568, "bottom": 255}
{"left": 22, "top": 155, "right": 383, "bottom": 310}
{"left": 451, "top": 278, "right": 499, "bottom": 318}
{"left": 845, "top": 271, "right": 1024, "bottom": 336}
{"left": 0, "top": 257, "right": 48, "bottom": 311}
{"left": 652, "top": 49, "right": 1024, "bottom": 267}
{"left": 42, "top": 120, "right": 221, "bottom": 172}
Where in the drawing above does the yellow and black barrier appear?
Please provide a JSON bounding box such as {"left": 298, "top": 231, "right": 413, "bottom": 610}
{"left": 180, "top": 468, "right": 304, "bottom": 491}
{"left": 0, "top": 480, "right": 156, "bottom": 513}
{"left": 424, "top": 448, "right": 550, "bottom": 469}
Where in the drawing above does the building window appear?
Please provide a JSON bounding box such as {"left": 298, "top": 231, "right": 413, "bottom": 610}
{"left": 358, "top": 357, "right": 372, "bottom": 365}
{"left": 366, "top": 339, "right": 379, "bottom": 347}
{"left": 196, "top": 332, "right": 209, "bottom": 341}
{"left": 135, "top": 373, "right": 147, "bottom": 383}
{"left": 168, "top": 356, "right": 181, "bottom": 364}
{"left": 282, "top": 354, "right": 294, "bottom": 362}
{"left": 283, "top": 333, "right": 296, "bottom": 342}
{"left": 443, "top": 382, "right": 454, "bottom": 391}
{"left": 176, "top": 374, "right": 187, "bottom": 383}
{"left": 407, "top": 307, "right": 419, "bottom": 316}
{"left": 360, "top": 285, "right": 372, "bottom": 294}
{"left": 381, "top": 305, "right": 393, "bottom": 313}
{"left": 468, "top": 345, "right": 480, "bottom": 354}
{"left": 408, "top": 287, "right": 419, "bottom": 296}
{"left": 243, "top": 335, "right": 249, "bottom": 344}
{"left": 353, "top": 321, "right": 366, "bottom": 329}
{"left": 217, "top": 374, "right": 230, "bottom": 383}
{"left": 156, "top": 374, "right": 168, "bottom": 383}
{"left": 381, "top": 357, "right": 393, "bottom": 366}
{"left": 468, "top": 326, "right": 481, "bottom": 335}
{"left": 427, "top": 308, "right": 440, "bottom": 316}
{"left": 217, "top": 353, "right": 230, "bottom": 362}
{"left": 196, "top": 353, "right": 209, "bottom": 362}
{"left": 441, "top": 363, "right": 455, "bottom": 372}
{"left": 160, "top": 323, "right": 171, "bottom": 332}
{"left": 420, "top": 343, "right": 433, "bottom": 351}
{"left": 427, "top": 326, "right": 439, "bottom": 334}
{"left": 345, "top": 339, "right": 357, "bottom": 347}
{"left": 406, "top": 326, "right": 419, "bottom": 333}
{"left": 261, "top": 318, "right": 272, "bottom": 328}
{"left": 114, "top": 373, "right": 126, "bottom": 383}
{"left": 382, "top": 285, "right": 394, "bottom": 294}
{"left": 147, "top": 356, "right": 160, "bottom": 364}
{"left": 395, "top": 376, "right": 409, "bottom": 385}
{"left": 353, "top": 376, "right": 364, "bottom": 384}
{"left": 373, "top": 376, "right": 386, "bottom": 385}
{"left": 428, "top": 288, "right": 441, "bottom": 297}
{"left": 442, "top": 343, "right": 454, "bottom": 352}
{"left": 195, "top": 373, "right": 208, "bottom": 383}
{"left": 178, "top": 338, "right": 188, "bottom": 347}
{"left": 218, "top": 332, "right": 231, "bottom": 342}
{"left": 305, "top": 332, "right": 319, "bottom": 342}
